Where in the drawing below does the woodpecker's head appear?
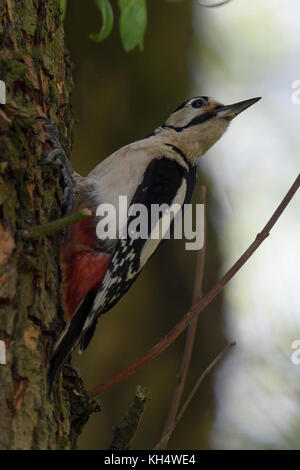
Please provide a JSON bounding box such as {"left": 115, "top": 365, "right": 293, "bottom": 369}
{"left": 156, "top": 96, "right": 261, "bottom": 163}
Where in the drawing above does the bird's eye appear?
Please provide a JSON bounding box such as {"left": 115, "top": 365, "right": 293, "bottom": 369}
{"left": 191, "top": 98, "right": 204, "bottom": 108}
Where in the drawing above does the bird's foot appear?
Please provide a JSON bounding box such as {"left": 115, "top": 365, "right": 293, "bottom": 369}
{"left": 38, "top": 117, "right": 74, "bottom": 213}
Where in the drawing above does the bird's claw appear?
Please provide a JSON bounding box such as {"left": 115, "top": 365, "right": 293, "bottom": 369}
{"left": 38, "top": 116, "right": 75, "bottom": 212}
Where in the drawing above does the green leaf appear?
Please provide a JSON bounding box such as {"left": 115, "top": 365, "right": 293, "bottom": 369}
{"left": 60, "top": 0, "right": 67, "bottom": 20}
{"left": 89, "top": 0, "right": 114, "bottom": 43}
{"left": 119, "top": 0, "right": 147, "bottom": 52}
{"left": 167, "top": 0, "right": 185, "bottom": 3}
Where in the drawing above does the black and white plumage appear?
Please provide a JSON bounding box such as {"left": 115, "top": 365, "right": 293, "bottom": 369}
{"left": 80, "top": 155, "right": 197, "bottom": 339}
{"left": 47, "top": 95, "right": 261, "bottom": 395}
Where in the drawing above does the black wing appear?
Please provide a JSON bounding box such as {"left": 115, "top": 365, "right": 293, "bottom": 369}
{"left": 81, "top": 156, "right": 196, "bottom": 337}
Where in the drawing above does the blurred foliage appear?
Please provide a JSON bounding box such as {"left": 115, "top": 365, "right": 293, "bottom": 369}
{"left": 61, "top": 0, "right": 232, "bottom": 51}
{"left": 89, "top": 0, "right": 114, "bottom": 43}
{"left": 61, "top": 0, "right": 149, "bottom": 51}
{"left": 61, "top": 0, "right": 194, "bottom": 52}
{"left": 118, "top": 0, "right": 147, "bottom": 52}
{"left": 64, "top": 0, "right": 225, "bottom": 450}
{"left": 60, "top": 0, "right": 67, "bottom": 20}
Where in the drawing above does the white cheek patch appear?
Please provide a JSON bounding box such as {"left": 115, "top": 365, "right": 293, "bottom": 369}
{"left": 166, "top": 107, "right": 196, "bottom": 128}
{"left": 140, "top": 179, "right": 187, "bottom": 266}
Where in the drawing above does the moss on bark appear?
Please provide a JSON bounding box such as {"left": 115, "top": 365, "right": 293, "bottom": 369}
{"left": 0, "top": 0, "right": 99, "bottom": 449}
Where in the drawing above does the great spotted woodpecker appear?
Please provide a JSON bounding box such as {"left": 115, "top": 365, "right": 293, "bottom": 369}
{"left": 45, "top": 96, "right": 261, "bottom": 394}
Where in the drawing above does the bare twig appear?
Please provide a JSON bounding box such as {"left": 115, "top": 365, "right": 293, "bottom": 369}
{"left": 154, "top": 342, "right": 236, "bottom": 449}
{"left": 159, "top": 186, "right": 207, "bottom": 449}
{"left": 22, "top": 208, "right": 92, "bottom": 239}
{"left": 90, "top": 174, "right": 300, "bottom": 398}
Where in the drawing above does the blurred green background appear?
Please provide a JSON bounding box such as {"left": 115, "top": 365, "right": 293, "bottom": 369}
{"left": 64, "top": 0, "right": 300, "bottom": 450}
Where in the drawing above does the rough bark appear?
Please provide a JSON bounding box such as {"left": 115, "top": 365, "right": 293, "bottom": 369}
{"left": 0, "top": 0, "right": 99, "bottom": 450}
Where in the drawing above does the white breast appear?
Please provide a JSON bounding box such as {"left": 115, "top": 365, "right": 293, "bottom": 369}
{"left": 87, "top": 137, "right": 184, "bottom": 239}
{"left": 88, "top": 144, "right": 150, "bottom": 237}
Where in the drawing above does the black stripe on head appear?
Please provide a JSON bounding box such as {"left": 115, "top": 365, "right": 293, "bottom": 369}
{"left": 162, "top": 110, "right": 216, "bottom": 133}
{"left": 184, "top": 110, "right": 217, "bottom": 128}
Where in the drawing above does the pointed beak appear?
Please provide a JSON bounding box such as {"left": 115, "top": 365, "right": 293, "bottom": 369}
{"left": 215, "top": 97, "right": 261, "bottom": 120}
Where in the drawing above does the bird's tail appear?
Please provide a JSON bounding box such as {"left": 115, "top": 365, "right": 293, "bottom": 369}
{"left": 78, "top": 319, "right": 98, "bottom": 354}
{"left": 47, "top": 291, "right": 96, "bottom": 397}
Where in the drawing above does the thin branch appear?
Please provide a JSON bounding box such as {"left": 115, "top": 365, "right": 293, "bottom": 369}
{"left": 154, "top": 342, "right": 236, "bottom": 449}
{"left": 159, "top": 185, "right": 207, "bottom": 450}
{"left": 198, "top": 0, "right": 232, "bottom": 8}
{"left": 90, "top": 174, "right": 300, "bottom": 398}
{"left": 22, "top": 208, "right": 92, "bottom": 239}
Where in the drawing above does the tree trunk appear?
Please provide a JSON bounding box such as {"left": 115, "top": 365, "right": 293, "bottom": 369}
{"left": 0, "top": 0, "right": 99, "bottom": 449}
